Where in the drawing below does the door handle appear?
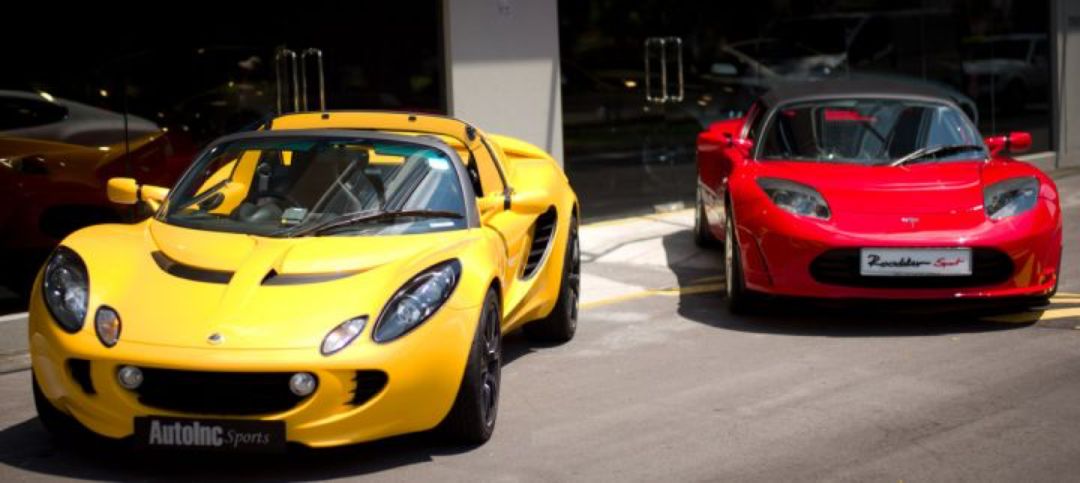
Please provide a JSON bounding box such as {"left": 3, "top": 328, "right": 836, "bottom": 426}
{"left": 644, "top": 36, "right": 684, "bottom": 104}
{"left": 300, "top": 48, "right": 326, "bottom": 112}
{"left": 276, "top": 47, "right": 328, "bottom": 114}
{"left": 275, "top": 47, "right": 299, "bottom": 114}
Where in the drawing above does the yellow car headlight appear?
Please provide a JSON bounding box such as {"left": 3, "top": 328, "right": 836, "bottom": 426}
{"left": 373, "top": 260, "right": 461, "bottom": 343}
{"left": 42, "top": 246, "right": 89, "bottom": 333}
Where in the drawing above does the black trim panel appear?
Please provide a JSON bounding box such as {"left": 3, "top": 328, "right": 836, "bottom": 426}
{"left": 151, "top": 251, "right": 234, "bottom": 284}
{"left": 261, "top": 269, "right": 361, "bottom": 286}
{"left": 350, "top": 371, "right": 388, "bottom": 406}
{"left": 68, "top": 359, "right": 95, "bottom": 395}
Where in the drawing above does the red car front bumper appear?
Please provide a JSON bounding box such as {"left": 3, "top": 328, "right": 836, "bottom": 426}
{"left": 733, "top": 200, "right": 1061, "bottom": 300}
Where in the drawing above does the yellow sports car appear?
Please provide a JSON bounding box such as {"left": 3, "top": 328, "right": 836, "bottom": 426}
{"left": 29, "top": 112, "right": 580, "bottom": 450}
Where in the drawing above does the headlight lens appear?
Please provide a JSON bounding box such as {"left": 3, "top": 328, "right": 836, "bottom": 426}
{"left": 757, "top": 178, "right": 831, "bottom": 220}
{"left": 984, "top": 176, "right": 1039, "bottom": 220}
{"left": 321, "top": 316, "right": 368, "bottom": 356}
{"left": 42, "top": 246, "right": 89, "bottom": 332}
{"left": 94, "top": 306, "right": 121, "bottom": 347}
{"left": 373, "top": 260, "right": 462, "bottom": 343}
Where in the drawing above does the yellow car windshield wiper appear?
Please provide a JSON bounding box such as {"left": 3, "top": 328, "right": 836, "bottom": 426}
{"left": 287, "top": 209, "right": 463, "bottom": 237}
{"left": 889, "top": 144, "right": 985, "bottom": 167}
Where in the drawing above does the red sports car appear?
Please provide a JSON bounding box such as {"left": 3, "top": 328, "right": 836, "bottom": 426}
{"left": 695, "top": 80, "right": 1061, "bottom": 313}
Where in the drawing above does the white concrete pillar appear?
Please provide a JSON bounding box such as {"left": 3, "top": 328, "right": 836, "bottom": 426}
{"left": 442, "top": 0, "right": 564, "bottom": 165}
{"left": 1054, "top": 0, "right": 1080, "bottom": 167}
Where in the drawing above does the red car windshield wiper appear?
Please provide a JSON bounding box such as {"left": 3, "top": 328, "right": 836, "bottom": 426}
{"left": 889, "top": 144, "right": 986, "bottom": 167}
{"left": 286, "top": 209, "right": 463, "bottom": 237}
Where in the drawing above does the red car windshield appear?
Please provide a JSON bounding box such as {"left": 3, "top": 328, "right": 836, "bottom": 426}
{"left": 758, "top": 99, "right": 986, "bottom": 165}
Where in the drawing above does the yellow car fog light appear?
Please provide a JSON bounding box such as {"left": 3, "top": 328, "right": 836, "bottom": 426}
{"left": 95, "top": 306, "right": 122, "bottom": 348}
{"left": 289, "top": 372, "right": 318, "bottom": 397}
{"left": 117, "top": 365, "right": 143, "bottom": 390}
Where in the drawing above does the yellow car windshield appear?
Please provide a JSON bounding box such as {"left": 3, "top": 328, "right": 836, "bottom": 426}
{"left": 162, "top": 134, "right": 468, "bottom": 237}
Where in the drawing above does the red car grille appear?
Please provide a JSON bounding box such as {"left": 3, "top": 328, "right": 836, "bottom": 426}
{"left": 809, "top": 248, "right": 1013, "bottom": 289}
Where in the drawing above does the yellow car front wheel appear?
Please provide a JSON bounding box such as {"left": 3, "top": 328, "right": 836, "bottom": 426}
{"left": 524, "top": 218, "right": 580, "bottom": 343}
{"left": 439, "top": 288, "right": 502, "bottom": 444}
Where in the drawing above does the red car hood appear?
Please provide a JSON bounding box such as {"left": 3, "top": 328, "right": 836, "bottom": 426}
{"left": 755, "top": 161, "right": 985, "bottom": 215}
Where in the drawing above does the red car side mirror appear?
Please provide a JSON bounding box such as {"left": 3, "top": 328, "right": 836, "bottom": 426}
{"left": 724, "top": 134, "right": 754, "bottom": 158}
{"left": 985, "top": 131, "right": 1032, "bottom": 156}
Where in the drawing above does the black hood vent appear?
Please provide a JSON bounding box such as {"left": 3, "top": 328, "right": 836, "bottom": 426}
{"left": 151, "top": 251, "right": 233, "bottom": 284}
{"left": 261, "top": 269, "right": 360, "bottom": 286}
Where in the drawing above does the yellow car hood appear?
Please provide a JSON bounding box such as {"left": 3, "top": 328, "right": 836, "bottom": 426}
{"left": 76, "top": 221, "right": 478, "bottom": 351}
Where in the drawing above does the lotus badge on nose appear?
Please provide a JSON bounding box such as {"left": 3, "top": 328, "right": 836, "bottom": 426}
{"left": 207, "top": 333, "right": 224, "bottom": 345}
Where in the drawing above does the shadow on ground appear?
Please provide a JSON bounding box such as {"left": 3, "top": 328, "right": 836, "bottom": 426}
{"left": 0, "top": 334, "right": 544, "bottom": 481}
{"left": 660, "top": 228, "right": 1038, "bottom": 338}
{"left": 0, "top": 415, "right": 481, "bottom": 481}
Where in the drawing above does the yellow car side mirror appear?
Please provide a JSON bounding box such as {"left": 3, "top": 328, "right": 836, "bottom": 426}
{"left": 508, "top": 190, "right": 550, "bottom": 215}
{"left": 107, "top": 178, "right": 139, "bottom": 205}
{"left": 107, "top": 177, "right": 170, "bottom": 209}
{"left": 477, "top": 193, "right": 505, "bottom": 222}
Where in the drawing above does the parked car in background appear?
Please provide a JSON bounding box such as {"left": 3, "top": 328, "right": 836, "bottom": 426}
{"left": 961, "top": 34, "right": 1050, "bottom": 113}
{"left": 0, "top": 91, "right": 192, "bottom": 296}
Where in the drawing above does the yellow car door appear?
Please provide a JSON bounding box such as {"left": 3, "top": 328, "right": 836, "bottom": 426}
{"left": 469, "top": 141, "right": 536, "bottom": 320}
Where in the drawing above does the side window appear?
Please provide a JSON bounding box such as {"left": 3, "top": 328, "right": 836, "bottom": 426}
{"left": 743, "top": 102, "right": 763, "bottom": 140}
{"left": 464, "top": 152, "right": 485, "bottom": 198}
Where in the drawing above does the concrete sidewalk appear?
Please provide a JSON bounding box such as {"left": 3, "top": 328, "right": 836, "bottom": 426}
{"left": 579, "top": 209, "right": 720, "bottom": 306}
{"left": 0, "top": 314, "right": 28, "bottom": 374}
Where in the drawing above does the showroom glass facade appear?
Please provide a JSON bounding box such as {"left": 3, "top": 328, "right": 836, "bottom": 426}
{"left": 559, "top": 0, "right": 1053, "bottom": 219}
{"left": 0, "top": 3, "right": 444, "bottom": 307}
{"left": 0, "top": 1, "right": 1055, "bottom": 310}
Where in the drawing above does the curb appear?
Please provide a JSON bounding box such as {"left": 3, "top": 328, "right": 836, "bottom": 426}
{"left": 0, "top": 352, "right": 30, "bottom": 374}
{"left": 0, "top": 312, "right": 29, "bottom": 374}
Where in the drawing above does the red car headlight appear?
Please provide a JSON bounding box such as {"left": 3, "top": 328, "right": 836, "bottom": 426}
{"left": 757, "top": 177, "right": 831, "bottom": 220}
{"left": 984, "top": 176, "right": 1039, "bottom": 220}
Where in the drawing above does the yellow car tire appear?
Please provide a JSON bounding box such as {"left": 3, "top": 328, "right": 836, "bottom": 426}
{"left": 524, "top": 219, "right": 580, "bottom": 343}
{"left": 439, "top": 288, "right": 502, "bottom": 444}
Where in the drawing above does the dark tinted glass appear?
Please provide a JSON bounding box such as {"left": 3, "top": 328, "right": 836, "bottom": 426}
{"left": 0, "top": 3, "right": 444, "bottom": 308}
{"left": 0, "top": 95, "right": 67, "bottom": 130}
{"left": 559, "top": 0, "right": 1051, "bottom": 219}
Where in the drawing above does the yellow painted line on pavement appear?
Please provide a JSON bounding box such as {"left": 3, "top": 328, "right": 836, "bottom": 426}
{"left": 1038, "top": 307, "right": 1080, "bottom": 321}
{"left": 1050, "top": 297, "right": 1080, "bottom": 304}
{"left": 982, "top": 312, "right": 1045, "bottom": 324}
{"left": 581, "top": 283, "right": 723, "bottom": 310}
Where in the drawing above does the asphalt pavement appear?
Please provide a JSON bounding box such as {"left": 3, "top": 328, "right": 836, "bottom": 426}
{"left": 0, "top": 170, "right": 1078, "bottom": 481}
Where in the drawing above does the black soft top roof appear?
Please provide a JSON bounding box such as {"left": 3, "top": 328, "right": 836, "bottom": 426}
{"left": 760, "top": 78, "right": 969, "bottom": 108}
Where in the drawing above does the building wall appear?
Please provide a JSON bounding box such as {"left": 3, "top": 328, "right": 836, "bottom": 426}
{"left": 1058, "top": 0, "right": 1080, "bottom": 167}
{"left": 443, "top": 0, "right": 564, "bottom": 165}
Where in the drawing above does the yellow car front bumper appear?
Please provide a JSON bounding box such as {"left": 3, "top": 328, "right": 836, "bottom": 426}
{"left": 29, "top": 293, "right": 480, "bottom": 448}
